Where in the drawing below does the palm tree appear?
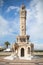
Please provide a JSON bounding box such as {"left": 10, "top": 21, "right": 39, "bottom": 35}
{"left": 5, "top": 41, "right": 10, "bottom": 48}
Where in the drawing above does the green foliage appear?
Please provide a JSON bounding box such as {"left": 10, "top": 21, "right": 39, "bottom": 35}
{"left": 4, "top": 41, "right": 10, "bottom": 48}
{"left": 34, "top": 50, "right": 43, "bottom": 52}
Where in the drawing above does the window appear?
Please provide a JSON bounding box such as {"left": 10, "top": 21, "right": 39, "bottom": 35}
{"left": 20, "top": 38, "right": 26, "bottom": 42}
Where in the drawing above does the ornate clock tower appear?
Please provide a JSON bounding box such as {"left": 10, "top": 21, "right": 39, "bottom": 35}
{"left": 20, "top": 5, "right": 26, "bottom": 35}
{"left": 16, "top": 4, "right": 30, "bottom": 44}
{"left": 14, "top": 4, "right": 34, "bottom": 59}
{"left": 4, "top": 4, "right": 34, "bottom": 60}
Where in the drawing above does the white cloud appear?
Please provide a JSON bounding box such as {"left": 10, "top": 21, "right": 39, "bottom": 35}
{"left": 0, "top": 16, "right": 13, "bottom": 36}
{"left": 34, "top": 43, "right": 43, "bottom": 50}
{"left": 26, "top": 0, "right": 43, "bottom": 42}
{"left": 6, "top": 6, "right": 19, "bottom": 12}
{"left": 0, "top": 16, "right": 19, "bottom": 37}
{"left": 0, "top": 16, "right": 9, "bottom": 36}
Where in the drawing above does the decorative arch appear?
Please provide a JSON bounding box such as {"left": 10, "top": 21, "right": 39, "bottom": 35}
{"left": 21, "top": 48, "right": 24, "bottom": 57}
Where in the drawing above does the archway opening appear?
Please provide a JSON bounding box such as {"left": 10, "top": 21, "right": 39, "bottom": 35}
{"left": 21, "top": 48, "right": 24, "bottom": 57}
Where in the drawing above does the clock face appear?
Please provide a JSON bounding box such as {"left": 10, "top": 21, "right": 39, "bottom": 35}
{"left": 20, "top": 11, "right": 26, "bottom": 17}
{"left": 21, "top": 11, "right": 24, "bottom": 15}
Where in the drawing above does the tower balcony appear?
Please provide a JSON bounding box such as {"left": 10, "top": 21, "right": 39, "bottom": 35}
{"left": 16, "top": 35, "right": 30, "bottom": 43}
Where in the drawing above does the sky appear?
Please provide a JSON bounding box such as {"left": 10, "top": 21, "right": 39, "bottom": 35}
{"left": 0, "top": 0, "right": 43, "bottom": 50}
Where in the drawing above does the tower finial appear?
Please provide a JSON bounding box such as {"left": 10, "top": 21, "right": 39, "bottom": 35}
{"left": 21, "top": 4, "right": 25, "bottom": 9}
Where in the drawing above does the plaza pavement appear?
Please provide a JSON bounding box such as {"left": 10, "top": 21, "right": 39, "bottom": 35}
{"left": 0, "top": 57, "right": 43, "bottom": 65}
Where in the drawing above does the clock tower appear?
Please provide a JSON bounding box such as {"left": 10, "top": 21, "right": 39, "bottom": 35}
{"left": 14, "top": 4, "right": 34, "bottom": 59}
{"left": 16, "top": 4, "right": 30, "bottom": 44}
{"left": 20, "top": 5, "right": 26, "bottom": 35}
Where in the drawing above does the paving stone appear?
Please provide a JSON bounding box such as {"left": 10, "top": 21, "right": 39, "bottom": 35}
{"left": 0, "top": 57, "right": 43, "bottom": 65}
{"left": 39, "top": 63, "right": 43, "bottom": 65}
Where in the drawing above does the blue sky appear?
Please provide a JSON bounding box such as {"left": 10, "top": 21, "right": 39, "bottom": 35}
{"left": 0, "top": 0, "right": 43, "bottom": 50}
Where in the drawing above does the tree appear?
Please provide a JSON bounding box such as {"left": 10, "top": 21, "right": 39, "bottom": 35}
{"left": 5, "top": 41, "right": 10, "bottom": 48}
